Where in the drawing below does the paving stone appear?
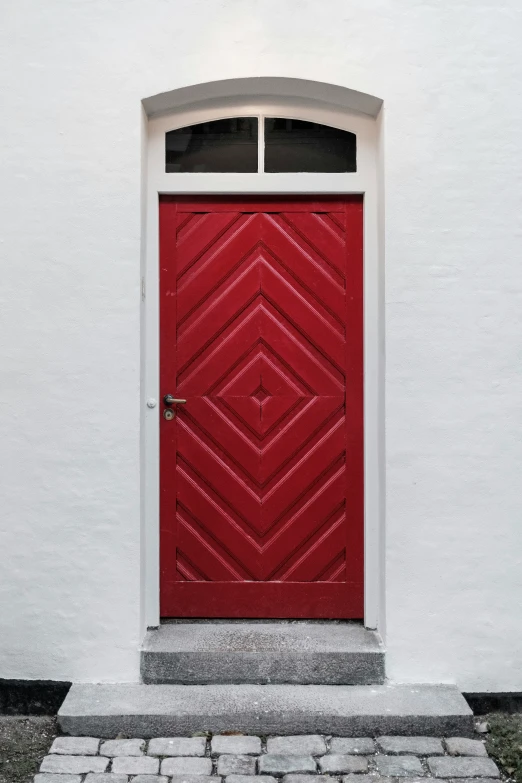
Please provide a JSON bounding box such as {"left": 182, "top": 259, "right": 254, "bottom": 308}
{"left": 284, "top": 777, "right": 332, "bottom": 783}
{"left": 375, "top": 755, "right": 424, "bottom": 777}
{"left": 169, "top": 777, "right": 218, "bottom": 783}
{"left": 148, "top": 737, "right": 207, "bottom": 756}
{"left": 267, "top": 736, "right": 326, "bottom": 755}
{"left": 49, "top": 736, "right": 100, "bottom": 755}
{"left": 84, "top": 776, "right": 129, "bottom": 783}
{"left": 330, "top": 738, "right": 376, "bottom": 755}
{"left": 161, "top": 757, "right": 213, "bottom": 776}
{"left": 342, "top": 777, "right": 394, "bottom": 783}
{"left": 445, "top": 738, "right": 488, "bottom": 757}
{"left": 132, "top": 777, "right": 169, "bottom": 783}
{"left": 40, "top": 755, "right": 109, "bottom": 774}
{"left": 377, "top": 736, "right": 444, "bottom": 755}
{"left": 259, "top": 755, "right": 317, "bottom": 775}
{"left": 212, "top": 735, "right": 262, "bottom": 755}
{"left": 112, "top": 756, "right": 160, "bottom": 775}
{"left": 217, "top": 755, "right": 257, "bottom": 776}
{"left": 227, "top": 777, "right": 277, "bottom": 783}
{"left": 100, "top": 738, "right": 145, "bottom": 756}
{"left": 319, "top": 755, "right": 368, "bottom": 774}
{"left": 428, "top": 757, "right": 499, "bottom": 778}
{"left": 34, "top": 776, "right": 82, "bottom": 783}
{"left": 449, "top": 780, "right": 500, "bottom": 783}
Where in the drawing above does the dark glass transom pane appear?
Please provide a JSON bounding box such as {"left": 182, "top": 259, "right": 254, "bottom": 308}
{"left": 264, "top": 118, "right": 356, "bottom": 173}
{"left": 165, "top": 118, "right": 258, "bottom": 173}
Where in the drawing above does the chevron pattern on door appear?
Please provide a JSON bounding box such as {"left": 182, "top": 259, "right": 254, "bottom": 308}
{"left": 160, "top": 197, "right": 363, "bottom": 618}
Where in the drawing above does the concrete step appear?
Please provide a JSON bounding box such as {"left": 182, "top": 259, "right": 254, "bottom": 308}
{"left": 141, "top": 621, "right": 385, "bottom": 685}
{"left": 58, "top": 683, "right": 473, "bottom": 738}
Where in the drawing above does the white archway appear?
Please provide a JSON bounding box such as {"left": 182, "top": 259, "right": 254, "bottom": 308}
{"left": 140, "top": 78, "right": 385, "bottom": 635}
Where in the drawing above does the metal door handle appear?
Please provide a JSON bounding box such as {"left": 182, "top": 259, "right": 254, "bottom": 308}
{"left": 163, "top": 394, "right": 187, "bottom": 406}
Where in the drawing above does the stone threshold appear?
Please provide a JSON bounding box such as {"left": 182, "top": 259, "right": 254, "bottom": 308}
{"left": 141, "top": 621, "right": 384, "bottom": 685}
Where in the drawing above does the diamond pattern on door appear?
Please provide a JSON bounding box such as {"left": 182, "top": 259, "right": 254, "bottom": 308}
{"left": 160, "top": 197, "right": 363, "bottom": 618}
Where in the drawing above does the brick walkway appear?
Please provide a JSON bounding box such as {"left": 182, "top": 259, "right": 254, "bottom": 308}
{"left": 35, "top": 733, "right": 501, "bottom": 783}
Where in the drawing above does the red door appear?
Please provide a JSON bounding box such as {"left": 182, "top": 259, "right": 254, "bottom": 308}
{"left": 160, "top": 196, "right": 363, "bottom": 618}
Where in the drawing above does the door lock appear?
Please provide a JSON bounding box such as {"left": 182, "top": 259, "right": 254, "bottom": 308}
{"left": 163, "top": 409, "right": 175, "bottom": 421}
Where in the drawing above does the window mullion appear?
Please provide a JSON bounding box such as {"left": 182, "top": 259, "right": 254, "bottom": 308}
{"left": 258, "top": 114, "right": 265, "bottom": 174}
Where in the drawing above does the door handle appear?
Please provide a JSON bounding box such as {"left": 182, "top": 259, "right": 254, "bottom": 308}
{"left": 163, "top": 394, "right": 187, "bottom": 406}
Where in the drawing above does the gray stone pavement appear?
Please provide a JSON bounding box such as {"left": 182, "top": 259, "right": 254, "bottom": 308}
{"left": 35, "top": 733, "right": 501, "bottom": 783}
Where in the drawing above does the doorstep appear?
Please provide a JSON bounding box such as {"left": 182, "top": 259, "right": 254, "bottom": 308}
{"left": 141, "top": 621, "right": 385, "bottom": 685}
{"left": 58, "top": 683, "right": 474, "bottom": 738}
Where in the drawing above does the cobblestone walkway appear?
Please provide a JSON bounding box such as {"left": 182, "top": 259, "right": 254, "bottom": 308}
{"left": 35, "top": 734, "right": 501, "bottom": 783}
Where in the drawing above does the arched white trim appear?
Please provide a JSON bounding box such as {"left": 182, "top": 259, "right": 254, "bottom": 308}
{"left": 141, "top": 85, "right": 384, "bottom": 636}
{"left": 143, "top": 77, "right": 383, "bottom": 119}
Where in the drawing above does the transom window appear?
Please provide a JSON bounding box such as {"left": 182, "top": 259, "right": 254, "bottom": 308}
{"left": 165, "top": 117, "right": 356, "bottom": 173}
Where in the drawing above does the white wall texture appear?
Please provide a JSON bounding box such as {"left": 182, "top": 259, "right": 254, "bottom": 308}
{"left": 1, "top": 0, "right": 522, "bottom": 690}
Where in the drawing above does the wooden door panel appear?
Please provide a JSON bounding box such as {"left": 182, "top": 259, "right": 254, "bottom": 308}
{"left": 259, "top": 262, "right": 346, "bottom": 368}
{"left": 260, "top": 214, "right": 347, "bottom": 308}
{"left": 176, "top": 419, "right": 261, "bottom": 523}
{"left": 177, "top": 215, "right": 258, "bottom": 320}
{"left": 160, "top": 196, "right": 363, "bottom": 618}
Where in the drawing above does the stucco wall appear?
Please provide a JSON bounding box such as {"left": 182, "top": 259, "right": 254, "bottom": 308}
{"left": 1, "top": 0, "right": 521, "bottom": 689}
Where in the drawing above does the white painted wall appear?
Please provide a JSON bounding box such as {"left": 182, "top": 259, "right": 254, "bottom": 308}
{"left": 1, "top": 0, "right": 521, "bottom": 690}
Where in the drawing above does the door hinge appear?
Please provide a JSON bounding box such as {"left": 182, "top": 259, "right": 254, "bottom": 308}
{"left": 141, "top": 276, "right": 146, "bottom": 301}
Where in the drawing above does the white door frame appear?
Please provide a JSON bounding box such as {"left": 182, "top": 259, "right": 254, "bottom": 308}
{"left": 142, "top": 95, "right": 383, "bottom": 631}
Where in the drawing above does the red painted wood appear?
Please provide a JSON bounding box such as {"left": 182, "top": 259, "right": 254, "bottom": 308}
{"left": 160, "top": 196, "right": 364, "bottom": 618}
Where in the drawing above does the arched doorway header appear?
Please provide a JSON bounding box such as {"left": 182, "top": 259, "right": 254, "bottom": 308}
{"left": 142, "top": 77, "right": 382, "bottom": 119}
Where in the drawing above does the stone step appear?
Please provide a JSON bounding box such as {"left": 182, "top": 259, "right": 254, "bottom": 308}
{"left": 141, "top": 621, "right": 385, "bottom": 685}
{"left": 58, "top": 683, "right": 473, "bottom": 738}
